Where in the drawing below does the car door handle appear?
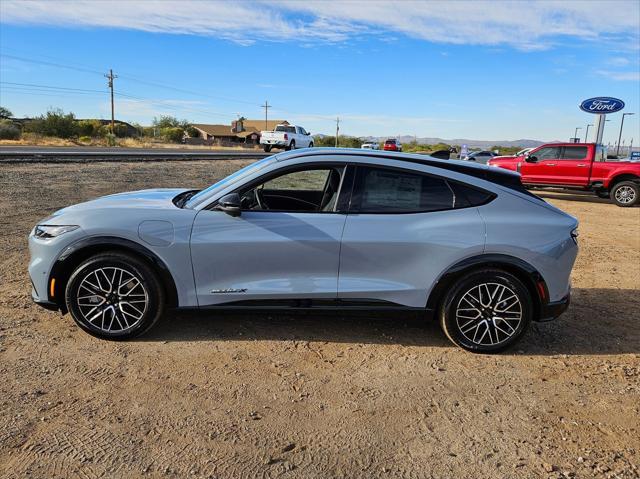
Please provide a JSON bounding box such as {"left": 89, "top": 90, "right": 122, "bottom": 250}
{"left": 546, "top": 163, "right": 556, "bottom": 166}
{"left": 577, "top": 164, "right": 586, "bottom": 167}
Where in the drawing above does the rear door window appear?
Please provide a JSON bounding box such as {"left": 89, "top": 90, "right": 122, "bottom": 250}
{"left": 351, "top": 167, "right": 455, "bottom": 213}
{"left": 561, "top": 146, "right": 588, "bottom": 160}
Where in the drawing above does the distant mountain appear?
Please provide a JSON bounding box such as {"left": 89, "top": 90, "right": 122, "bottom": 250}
{"left": 359, "top": 136, "right": 545, "bottom": 149}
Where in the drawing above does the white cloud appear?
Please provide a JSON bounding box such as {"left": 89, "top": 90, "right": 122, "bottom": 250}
{"left": 1, "top": 0, "right": 638, "bottom": 50}
{"left": 596, "top": 70, "right": 640, "bottom": 81}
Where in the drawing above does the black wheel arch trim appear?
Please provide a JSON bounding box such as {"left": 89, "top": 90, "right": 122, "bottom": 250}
{"left": 426, "top": 253, "right": 549, "bottom": 321}
{"left": 48, "top": 236, "right": 179, "bottom": 311}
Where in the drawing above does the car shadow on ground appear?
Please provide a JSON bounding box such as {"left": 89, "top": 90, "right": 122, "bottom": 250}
{"left": 142, "top": 288, "right": 639, "bottom": 356}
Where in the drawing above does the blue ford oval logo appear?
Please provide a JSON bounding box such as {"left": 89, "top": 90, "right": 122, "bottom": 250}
{"left": 580, "top": 97, "right": 625, "bottom": 114}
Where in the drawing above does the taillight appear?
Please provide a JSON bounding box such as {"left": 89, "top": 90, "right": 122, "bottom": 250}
{"left": 284, "top": 133, "right": 288, "bottom": 140}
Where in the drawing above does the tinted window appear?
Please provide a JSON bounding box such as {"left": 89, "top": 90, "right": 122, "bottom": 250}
{"left": 561, "top": 146, "right": 588, "bottom": 160}
{"left": 353, "top": 167, "right": 454, "bottom": 213}
{"left": 531, "top": 147, "right": 561, "bottom": 160}
{"left": 385, "top": 140, "right": 396, "bottom": 145}
{"left": 286, "top": 126, "right": 296, "bottom": 133}
{"left": 449, "top": 182, "right": 495, "bottom": 207}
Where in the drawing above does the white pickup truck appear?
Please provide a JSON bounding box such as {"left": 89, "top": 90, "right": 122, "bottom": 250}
{"left": 260, "top": 124, "right": 314, "bottom": 152}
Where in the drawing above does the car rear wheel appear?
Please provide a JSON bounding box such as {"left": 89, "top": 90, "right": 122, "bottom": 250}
{"left": 611, "top": 181, "right": 638, "bottom": 207}
{"left": 287, "top": 140, "right": 296, "bottom": 151}
{"left": 65, "top": 252, "right": 165, "bottom": 340}
{"left": 439, "top": 269, "right": 532, "bottom": 353}
{"left": 263, "top": 145, "right": 272, "bottom": 153}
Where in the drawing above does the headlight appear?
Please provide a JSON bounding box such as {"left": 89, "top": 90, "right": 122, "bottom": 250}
{"left": 33, "top": 225, "right": 79, "bottom": 239}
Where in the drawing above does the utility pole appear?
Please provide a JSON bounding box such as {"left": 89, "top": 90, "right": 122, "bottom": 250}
{"left": 616, "top": 112, "right": 635, "bottom": 156}
{"left": 262, "top": 101, "right": 271, "bottom": 131}
{"left": 573, "top": 126, "right": 582, "bottom": 143}
{"left": 104, "top": 69, "right": 117, "bottom": 134}
{"left": 335, "top": 117, "right": 339, "bottom": 147}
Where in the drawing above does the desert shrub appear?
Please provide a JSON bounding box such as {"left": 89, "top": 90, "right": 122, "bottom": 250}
{"left": 0, "top": 120, "right": 21, "bottom": 140}
{"left": 24, "top": 108, "right": 77, "bottom": 138}
{"left": 313, "top": 135, "right": 362, "bottom": 148}
{"left": 161, "top": 127, "right": 185, "bottom": 143}
{"left": 78, "top": 135, "right": 92, "bottom": 143}
{"left": 76, "top": 119, "right": 103, "bottom": 137}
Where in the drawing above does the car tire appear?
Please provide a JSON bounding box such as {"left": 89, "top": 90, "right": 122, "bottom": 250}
{"left": 611, "top": 181, "right": 639, "bottom": 207}
{"left": 65, "top": 252, "right": 165, "bottom": 340}
{"left": 439, "top": 269, "right": 533, "bottom": 353}
{"left": 263, "top": 145, "right": 272, "bottom": 153}
{"left": 287, "top": 140, "right": 296, "bottom": 151}
{"left": 308, "top": 142, "right": 314, "bottom": 148}
{"left": 595, "top": 190, "right": 610, "bottom": 199}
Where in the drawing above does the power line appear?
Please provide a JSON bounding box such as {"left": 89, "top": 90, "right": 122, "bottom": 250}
{"left": 0, "top": 81, "right": 108, "bottom": 94}
{"left": 0, "top": 53, "right": 105, "bottom": 76}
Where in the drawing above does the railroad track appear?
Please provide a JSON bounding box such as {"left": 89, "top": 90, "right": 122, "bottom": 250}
{"left": 0, "top": 147, "right": 271, "bottom": 163}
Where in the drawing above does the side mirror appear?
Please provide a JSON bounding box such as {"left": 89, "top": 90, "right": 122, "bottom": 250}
{"left": 525, "top": 155, "right": 538, "bottom": 163}
{"left": 306, "top": 131, "right": 311, "bottom": 135}
{"left": 216, "top": 193, "right": 241, "bottom": 217}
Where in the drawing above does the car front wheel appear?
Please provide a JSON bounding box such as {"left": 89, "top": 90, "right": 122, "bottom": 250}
{"left": 611, "top": 181, "right": 638, "bottom": 207}
{"left": 439, "top": 269, "right": 532, "bottom": 353}
{"left": 65, "top": 252, "right": 165, "bottom": 340}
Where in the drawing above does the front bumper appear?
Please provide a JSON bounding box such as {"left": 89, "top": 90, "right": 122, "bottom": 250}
{"left": 32, "top": 289, "right": 61, "bottom": 312}
{"left": 537, "top": 292, "right": 570, "bottom": 322}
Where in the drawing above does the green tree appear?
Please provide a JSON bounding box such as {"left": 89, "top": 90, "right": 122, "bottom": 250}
{"left": 0, "top": 106, "right": 13, "bottom": 119}
{"left": 185, "top": 125, "right": 199, "bottom": 138}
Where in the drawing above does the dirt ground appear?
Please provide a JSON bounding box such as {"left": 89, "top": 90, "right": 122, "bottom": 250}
{"left": 0, "top": 160, "right": 638, "bottom": 479}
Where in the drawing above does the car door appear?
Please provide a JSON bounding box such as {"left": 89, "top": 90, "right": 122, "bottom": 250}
{"left": 554, "top": 145, "right": 591, "bottom": 186}
{"left": 519, "top": 146, "right": 562, "bottom": 184}
{"left": 337, "top": 165, "right": 486, "bottom": 308}
{"left": 297, "top": 127, "right": 310, "bottom": 147}
{"left": 190, "top": 163, "right": 348, "bottom": 306}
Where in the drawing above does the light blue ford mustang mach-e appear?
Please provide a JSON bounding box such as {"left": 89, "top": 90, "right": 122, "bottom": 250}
{"left": 29, "top": 149, "right": 578, "bottom": 353}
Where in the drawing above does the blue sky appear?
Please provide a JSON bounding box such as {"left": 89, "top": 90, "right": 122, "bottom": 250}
{"left": 1, "top": 0, "right": 639, "bottom": 143}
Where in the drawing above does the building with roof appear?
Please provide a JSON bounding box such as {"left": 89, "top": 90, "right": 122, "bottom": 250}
{"left": 191, "top": 119, "right": 288, "bottom": 145}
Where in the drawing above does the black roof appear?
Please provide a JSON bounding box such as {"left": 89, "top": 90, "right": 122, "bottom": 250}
{"left": 275, "top": 148, "right": 535, "bottom": 198}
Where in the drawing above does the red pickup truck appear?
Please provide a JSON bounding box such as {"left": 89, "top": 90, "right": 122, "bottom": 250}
{"left": 487, "top": 143, "right": 640, "bottom": 207}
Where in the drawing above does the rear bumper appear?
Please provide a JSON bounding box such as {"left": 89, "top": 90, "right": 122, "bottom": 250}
{"left": 537, "top": 292, "right": 570, "bottom": 322}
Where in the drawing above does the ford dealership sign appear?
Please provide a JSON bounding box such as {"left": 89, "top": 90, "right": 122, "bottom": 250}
{"left": 580, "top": 97, "right": 625, "bottom": 114}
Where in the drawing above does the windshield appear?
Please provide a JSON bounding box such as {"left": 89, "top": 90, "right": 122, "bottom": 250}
{"left": 184, "top": 156, "right": 277, "bottom": 208}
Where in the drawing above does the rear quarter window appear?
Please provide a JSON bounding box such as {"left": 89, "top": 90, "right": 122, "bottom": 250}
{"left": 448, "top": 182, "right": 495, "bottom": 207}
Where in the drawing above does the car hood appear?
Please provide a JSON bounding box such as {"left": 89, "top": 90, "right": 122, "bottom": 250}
{"left": 490, "top": 155, "right": 519, "bottom": 161}
{"left": 53, "top": 188, "right": 190, "bottom": 215}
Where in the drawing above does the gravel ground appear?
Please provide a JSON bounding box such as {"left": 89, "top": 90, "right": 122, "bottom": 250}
{"left": 0, "top": 161, "right": 638, "bottom": 479}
